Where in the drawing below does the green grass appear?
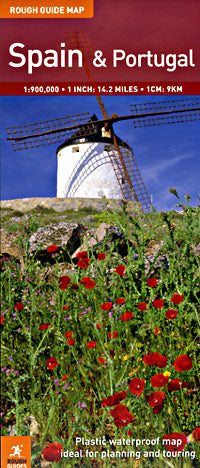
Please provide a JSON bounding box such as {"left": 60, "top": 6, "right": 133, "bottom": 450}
{"left": 1, "top": 206, "right": 99, "bottom": 233}
{"left": 1, "top": 191, "right": 200, "bottom": 468}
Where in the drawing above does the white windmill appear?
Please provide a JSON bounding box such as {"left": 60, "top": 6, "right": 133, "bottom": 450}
{"left": 6, "top": 32, "right": 200, "bottom": 212}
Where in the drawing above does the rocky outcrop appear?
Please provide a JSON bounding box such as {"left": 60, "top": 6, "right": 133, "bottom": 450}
{"left": 0, "top": 228, "right": 25, "bottom": 275}
{"left": 28, "top": 222, "right": 83, "bottom": 263}
{"left": 0, "top": 228, "right": 25, "bottom": 258}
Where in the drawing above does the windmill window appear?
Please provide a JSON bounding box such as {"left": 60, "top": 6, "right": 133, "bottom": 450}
{"left": 104, "top": 145, "right": 111, "bottom": 152}
{"left": 72, "top": 146, "right": 79, "bottom": 153}
{"left": 98, "top": 190, "right": 104, "bottom": 196}
{"left": 121, "top": 178, "right": 125, "bottom": 184}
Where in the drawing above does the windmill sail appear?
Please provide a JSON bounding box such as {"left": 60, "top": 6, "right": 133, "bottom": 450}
{"left": 6, "top": 92, "right": 200, "bottom": 212}
{"left": 6, "top": 113, "right": 98, "bottom": 151}
{"left": 107, "top": 143, "right": 151, "bottom": 210}
{"left": 7, "top": 98, "right": 200, "bottom": 151}
{"left": 130, "top": 97, "right": 200, "bottom": 127}
{"left": 60, "top": 138, "right": 151, "bottom": 211}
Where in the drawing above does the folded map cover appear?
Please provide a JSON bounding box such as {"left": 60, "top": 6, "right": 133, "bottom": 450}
{"left": 1, "top": 1, "right": 200, "bottom": 467}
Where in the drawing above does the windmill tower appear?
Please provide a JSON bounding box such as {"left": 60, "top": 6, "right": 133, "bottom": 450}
{"left": 6, "top": 34, "right": 200, "bottom": 212}
{"left": 56, "top": 114, "right": 124, "bottom": 199}
{"left": 56, "top": 31, "right": 151, "bottom": 208}
{"left": 56, "top": 114, "right": 141, "bottom": 200}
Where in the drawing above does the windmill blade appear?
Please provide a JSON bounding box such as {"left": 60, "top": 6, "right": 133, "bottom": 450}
{"left": 65, "top": 30, "right": 93, "bottom": 61}
{"left": 6, "top": 112, "right": 98, "bottom": 150}
{"left": 107, "top": 142, "right": 151, "bottom": 211}
{"left": 130, "top": 97, "right": 200, "bottom": 128}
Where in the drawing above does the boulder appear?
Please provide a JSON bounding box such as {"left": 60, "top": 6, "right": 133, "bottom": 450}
{"left": 28, "top": 222, "right": 83, "bottom": 263}
{"left": 0, "top": 228, "right": 25, "bottom": 276}
{"left": 0, "top": 228, "right": 25, "bottom": 258}
{"left": 73, "top": 222, "right": 132, "bottom": 260}
{"left": 145, "top": 239, "right": 164, "bottom": 257}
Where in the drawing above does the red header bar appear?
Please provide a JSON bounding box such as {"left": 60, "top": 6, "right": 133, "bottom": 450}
{"left": 0, "top": 82, "right": 200, "bottom": 96}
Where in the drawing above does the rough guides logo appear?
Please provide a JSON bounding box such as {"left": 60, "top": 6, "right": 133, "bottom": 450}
{"left": 1, "top": 437, "right": 31, "bottom": 468}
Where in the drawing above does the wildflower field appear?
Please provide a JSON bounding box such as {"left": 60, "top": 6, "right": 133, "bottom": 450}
{"left": 1, "top": 191, "right": 200, "bottom": 468}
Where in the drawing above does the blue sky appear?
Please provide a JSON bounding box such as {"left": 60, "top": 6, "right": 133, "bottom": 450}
{"left": 0, "top": 95, "right": 199, "bottom": 211}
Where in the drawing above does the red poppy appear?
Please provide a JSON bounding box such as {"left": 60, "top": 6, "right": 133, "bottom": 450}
{"left": 171, "top": 294, "right": 183, "bottom": 304}
{"left": 153, "top": 299, "right": 164, "bottom": 309}
{"left": 80, "top": 276, "right": 96, "bottom": 288}
{"left": 14, "top": 303, "right": 24, "bottom": 311}
{"left": 1, "top": 317, "right": 4, "bottom": 325}
{"left": 113, "top": 413, "right": 133, "bottom": 428}
{"left": 77, "top": 258, "right": 90, "bottom": 269}
{"left": 110, "top": 404, "right": 127, "bottom": 418}
{"left": 59, "top": 283, "right": 69, "bottom": 291}
{"left": 154, "top": 327, "right": 161, "bottom": 335}
{"left": 47, "top": 245, "right": 59, "bottom": 253}
{"left": 59, "top": 275, "right": 71, "bottom": 284}
{"left": 87, "top": 341, "right": 96, "bottom": 348}
{"left": 110, "top": 404, "right": 134, "bottom": 427}
{"left": 129, "top": 378, "right": 145, "bottom": 396}
{"left": 39, "top": 323, "right": 50, "bottom": 330}
{"left": 167, "top": 379, "right": 188, "bottom": 392}
{"left": 67, "top": 338, "right": 75, "bottom": 346}
{"left": 147, "top": 277, "right": 157, "bottom": 288}
{"left": 110, "top": 349, "right": 115, "bottom": 357}
{"left": 80, "top": 277, "right": 91, "bottom": 284}
{"left": 192, "top": 427, "right": 200, "bottom": 442}
{"left": 137, "top": 302, "right": 147, "bottom": 311}
{"left": 85, "top": 279, "right": 96, "bottom": 289}
{"left": 114, "top": 265, "right": 126, "bottom": 276}
{"left": 61, "top": 375, "right": 67, "bottom": 381}
{"left": 62, "top": 305, "right": 69, "bottom": 310}
{"left": 98, "top": 357, "right": 106, "bottom": 364}
{"left": 143, "top": 352, "right": 168, "bottom": 368}
{"left": 100, "top": 302, "right": 112, "bottom": 311}
{"left": 151, "top": 374, "right": 169, "bottom": 388}
{"left": 76, "top": 251, "right": 88, "bottom": 259}
{"left": 43, "top": 443, "right": 63, "bottom": 463}
{"left": 153, "top": 403, "right": 164, "bottom": 414}
{"left": 97, "top": 253, "right": 106, "bottom": 260}
{"left": 165, "top": 309, "right": 178, "bottom": 319}
{"left": 174, "top": 355, "right": 193, "bottom": 372}
{"left": 58, "top": 275, "right": 71, "bottom": 290}
{"left": 101, "top": 391, "right": 128, "bottom": 407}
{"left": 162, "top": 433, "right": 187, "bottom": 452}
{"left": 128, "top": 430, "right": 133, "bottom": 436}
{"left": 46, "top": 358, "right": 58, "bottom": 370}
{"left": 96, "top": 323, "right": 103, "bottom": 329}
{"left": 71, "top": 283, "right": 79, "bottom": 290}
{"left": 116, "top": 298, "right": 126, "bottom": 304}
{"left": 65, "top": 331, "right": 72, "bottom": 338}
{"left": 120, "top": 311, "right": 134, "bottom": 322}
{"left": 108, "top": 332, "right": 118, "bottom": 339}
{"left": 146, "top": 391, "right": 165, "bottom": 408}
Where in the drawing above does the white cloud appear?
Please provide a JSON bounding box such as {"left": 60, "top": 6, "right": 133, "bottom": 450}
{"left": 142, "top": 152, "right": 194, "bottom": 184}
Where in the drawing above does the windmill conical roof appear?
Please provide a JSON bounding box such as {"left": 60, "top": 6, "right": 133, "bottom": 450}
{"left": 56, "top": 114, "right": 129, "bottom": 153}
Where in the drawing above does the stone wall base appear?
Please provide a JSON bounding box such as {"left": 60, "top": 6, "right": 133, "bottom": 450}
{"left": 1, "top": 197, "right": 142, "bottom": 213}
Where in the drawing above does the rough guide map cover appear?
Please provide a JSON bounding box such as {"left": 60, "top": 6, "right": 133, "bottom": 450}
{"left": 0, "top": 1, "right": 200, "bottom": 467}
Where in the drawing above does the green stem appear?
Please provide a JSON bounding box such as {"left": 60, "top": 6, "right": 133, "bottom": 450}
{"left": 32, "top": 327, "right": 52, "bottom": 362}
{"left": 15, "top": 385, "right": 19, "bottom": 435}
{"left": 40, "top": 395, "right": 60, "bottom": 445}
